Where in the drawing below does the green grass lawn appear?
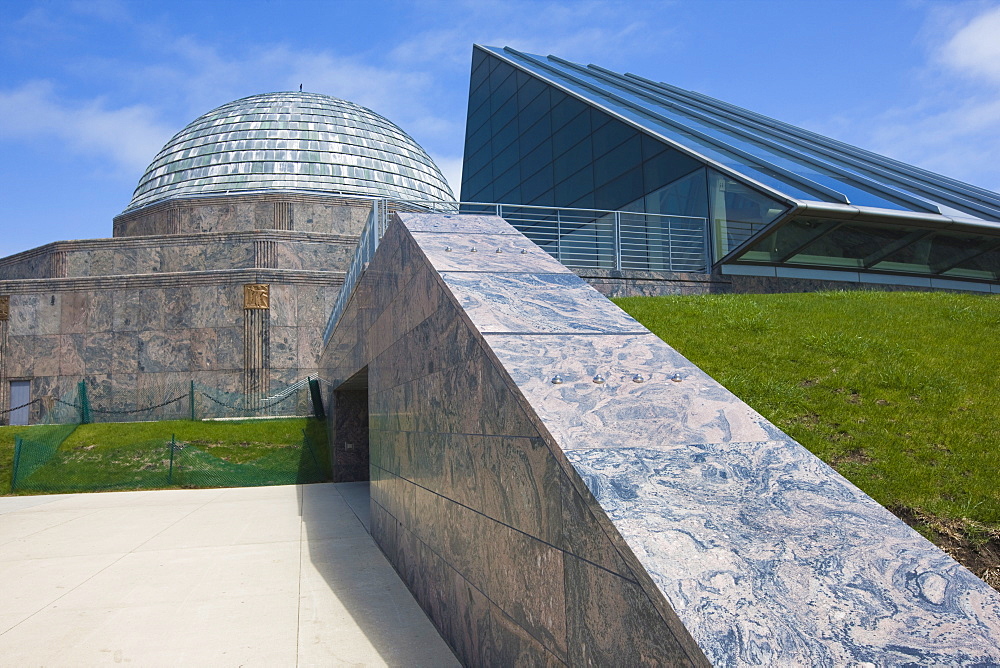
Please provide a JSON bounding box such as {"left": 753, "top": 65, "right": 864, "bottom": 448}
{"left": 614, "top": 291, "right": 1000, "bottom": 544}
{"left": 1, "top": 418, "right": 330, "bottom": 495}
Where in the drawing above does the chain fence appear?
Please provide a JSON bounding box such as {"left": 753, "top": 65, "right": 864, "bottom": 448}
{"left": 22, "top": 376, "right": 326, "bottom": 425}
{"left": 11, "top": 428, "right": 327, "bottom": 493}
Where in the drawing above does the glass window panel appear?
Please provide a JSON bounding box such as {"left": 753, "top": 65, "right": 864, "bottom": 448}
{"left": 552, "top": 111, "right": 591, "bottom": 157}
{"left": 555, "top": 167, "right": 595, "bottom": 204}
{"left": 788, "top": 223, "right": 921, "bottom": 268}
{"left": 944, "top": 246, "right": 1000, "bottom": 280}
{"left": 518, "top": 90, "right": 551, "bottom": 134}
{"left": 530, "top": 188, "right": 555, "bottom": 207}
{"left": 644, "top": 168, "right": 708, "bottom": 218}
{"left": 640, "top": 133, "right": 668, "bottom": 161}
{"left": 522, "top": 165, "right": 554, "bottom": 201}
{"left": 517, "top": 76, "right": 547, "bottom": 109}
{"left": 493, "top": 165, "right": 521, "bottom": 197}
{"left": 465, "top": 100, "right": 491, "bottom": 137}
{"left": 553, "top": 139, "right": 593, "bottom": 184}
{"left": 490, "top": 61, "right": 515, "bottom": 96}
{"left": 741, "top": 217, "right": 839, "bottom": 263}
{"left": 493, "top": 140, "right": 520, "bottom": 176}
{"left": 497, "top": 184, "right": 521, "bottom": 203}
{"left": 592, "top": 118, "right": 634, "bottom": 158}
{"left": 490, "top": 97, "right": 518, "bottom": 138}
{"left": 595, "top": 167, "right": 643, "bottom": 210}
{"left": 594, "top": 135, "right": 641, "bottom": 187}
{"left": 490, "top": 112, "right": 519, "bottom": 152}
{"left": 642, "top": 148, "right": 702, "bottom": 193}
{"left": 873, "top": 232, "right": 988, "bottom": 274}
{"left": 551, "top": 95, "right": 587, "bottom": 128}
{"left": 465, "top": 122, "right": 492, "bottom": 158}
{"left": 472, "top": 48, "right": 488, "bottom": 74}
{"left": 468, "top": 73, "right": 490, "bottom": 111}
{"left": 520, "top": 114, "right": 552, "bottom": 154}
{"left": 522, "top": 138, "right": 552, "bottom": 175}
{"left": 709, "top": 169, "right": 787, "bottom": 259}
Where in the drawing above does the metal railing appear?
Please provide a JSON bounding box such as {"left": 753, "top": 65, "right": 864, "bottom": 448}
{"left": 323, "top": 199, "right": 708, "bottom": 343}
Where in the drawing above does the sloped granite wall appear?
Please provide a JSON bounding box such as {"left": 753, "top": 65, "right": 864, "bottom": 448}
{"left": 322, "top": 212, "right": 1000, "bottom": 666}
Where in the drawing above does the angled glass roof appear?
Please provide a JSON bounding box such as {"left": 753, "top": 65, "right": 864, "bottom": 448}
{"left": 126, "top": 92, "right": 454, "bottom": 211}
{"left": 478, "top": 46, "right": 1000, "bottom": 225}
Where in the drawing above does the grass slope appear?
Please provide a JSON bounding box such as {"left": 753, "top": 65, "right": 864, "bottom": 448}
{"left": 614, "top": 291, "right": 1000, "bottom": 572}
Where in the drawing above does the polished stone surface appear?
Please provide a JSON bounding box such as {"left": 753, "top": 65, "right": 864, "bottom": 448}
{"left": 321, "top": 211, "right": 1000, "bottom": 666}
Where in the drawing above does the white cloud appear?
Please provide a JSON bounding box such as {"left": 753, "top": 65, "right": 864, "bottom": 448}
{"left": 804, "top": 3, "right": 1000, "bottom": 193}
{"left": 940, "top": 5, "right": 1000, "bottom": 85}
{"left": 0, "top": 80, "right": 173, "bottom": 173}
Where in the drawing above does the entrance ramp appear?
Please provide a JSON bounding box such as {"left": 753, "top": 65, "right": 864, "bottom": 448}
{"left": 321, "top": 212, "right": 1000, "bottom": 665}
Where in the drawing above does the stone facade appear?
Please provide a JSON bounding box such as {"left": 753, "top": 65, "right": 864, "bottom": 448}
{"left": 321, "top": 212, "right": 1000, "bottom": 665}
{"left": 112, "top": 192, "right": 373, "bottom": 237}
{"left": 0, "top": 193, "right": 369, "bottom": 424}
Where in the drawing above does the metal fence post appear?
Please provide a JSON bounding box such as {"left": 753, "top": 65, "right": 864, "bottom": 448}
{"left": 557, "top": 210, "right": 563, "bottom": 263}
{"left": 613, "top": 211, "right": 622, "bottom": 272}
{"left": 189, "top": 380, "right": 196, "bottom": 421}
{"left": 168, "top": 435, "right": 175, "bottom": 484}
{"left": 11, "top": 436, "right": 22, "bottom": 491}
{"left": 308, "top": 377, "right": 325, "bottom": 419}
{"left": 78, "top": 381, "right": 91, "bottom": 424}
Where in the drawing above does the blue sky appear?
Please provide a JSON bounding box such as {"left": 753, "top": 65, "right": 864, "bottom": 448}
{"left": 2, "top": 0, "right": 999, "bottom": 257}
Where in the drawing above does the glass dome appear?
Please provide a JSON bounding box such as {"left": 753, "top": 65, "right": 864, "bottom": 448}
{"left": 126, "top": 92, "right": 454, "bottom": 210}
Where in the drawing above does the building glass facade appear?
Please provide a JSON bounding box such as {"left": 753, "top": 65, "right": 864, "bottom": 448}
{"left": 462, "top": 46, "right": 1000, "bottom": 286}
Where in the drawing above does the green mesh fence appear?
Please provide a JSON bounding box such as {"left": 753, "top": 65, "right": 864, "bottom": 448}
{"left": 11, "top": 428, "right": 327, "bottom": 493}
{"left": 36, "top": 377, "right": 324, "bottom": 424}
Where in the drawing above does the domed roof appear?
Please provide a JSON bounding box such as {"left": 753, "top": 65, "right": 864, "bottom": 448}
{"left": 125, "top": 92, "right": 454, "bottom": 211}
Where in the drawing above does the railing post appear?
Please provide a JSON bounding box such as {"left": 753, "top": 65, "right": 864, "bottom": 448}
{"left": 557, "top": 210, "right": 563, "bottom": 263}
{"left": 614, "top": 211, "right": 622, "bottom": 272}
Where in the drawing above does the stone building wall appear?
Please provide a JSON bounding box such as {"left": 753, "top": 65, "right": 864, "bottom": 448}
{"left": 0, "top": 232, "right": 357, "bottom": 281}
{"left": 112, "top": 192, "right": 373, "bottom": 237}
{"left": 0, "top": 272, "right": 342, "bottom": 424}
{"left": 0, "top": 192, "right": 365, "bottom": 424}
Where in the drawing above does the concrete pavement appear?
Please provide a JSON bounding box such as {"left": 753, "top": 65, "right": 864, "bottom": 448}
{"left": 0, "top": 482, "right": 459, "bottom": 666}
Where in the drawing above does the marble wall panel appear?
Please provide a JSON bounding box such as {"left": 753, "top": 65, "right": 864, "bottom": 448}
{"left": 85, "top": 290, "right": 113, "bottom": 333}
{"left": 485, "top": 333, "right": 773, "bottom": 449}
{"left": 136, "top": 289, "right": 166, "bottom": 330}
{"left": 268, "top": 325, "right": 298, "bottom": 370}
{"left": 563, "top": 554, "right": 699, "bottom": 667}
{"left": 83, "top": 333, "right": 115, "bottom": 374}
{"left": 5, "top": 335, "right": 32, "bottom": 376}
{"left": 137, "top": 331, "right": 192, "bottom": 373}
{"left": 111, "top": 331, "right": 139, "bottom": 373}
{"left": 111, "top": 248, "right": 140, "bottom": 275}
{"left": 9, "top": 294, "right": 60, "bottom": 335}
{"left": 112, "top": 290, "right": 141, "bottom": 331}
{"left": 268, "top": 284, "right": 297, "bottom": 327}
{"left": 162, "top": 286, "right": 192, "bottom": 330}
{"left": 58, "top": 334, "right": 85, "bottom": 376}
{"left": 30, "top": 336, "right": 59, "bottom": 376}
{"left": 59, "top": 292, "right": 89, "bottom": 334}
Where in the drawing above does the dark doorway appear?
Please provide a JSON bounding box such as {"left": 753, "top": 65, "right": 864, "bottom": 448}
{"left": 331, "top": 367, "right": 369, "bottom": 482}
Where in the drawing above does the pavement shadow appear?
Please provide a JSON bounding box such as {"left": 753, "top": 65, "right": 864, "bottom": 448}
{"left": 298, "top": 481, "right": 458, "bottom": 666}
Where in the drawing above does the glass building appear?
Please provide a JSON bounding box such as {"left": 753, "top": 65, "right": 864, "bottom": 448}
{"left": 461, "top": 46, "right": 1000, "bottom": 289}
